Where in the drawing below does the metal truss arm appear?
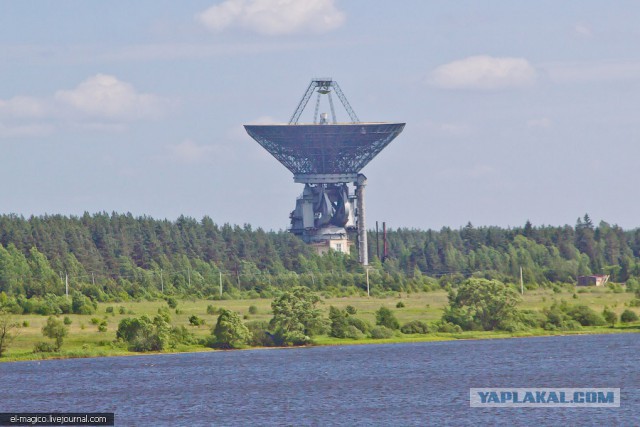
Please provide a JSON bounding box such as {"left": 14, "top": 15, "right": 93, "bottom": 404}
{"left": 331, "top": 81, "right": 360, "bottom": 123}
{"left": 289, "top": 81, "right": 317, "bottom": 124}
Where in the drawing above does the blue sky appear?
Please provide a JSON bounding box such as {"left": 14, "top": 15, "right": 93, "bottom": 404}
{"left": 1, "top": 1, "right": 639, "bottom": 231}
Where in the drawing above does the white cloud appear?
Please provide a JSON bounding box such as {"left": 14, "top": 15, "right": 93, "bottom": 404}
{"left": 167, "top": 139, "right": 227, "bottom": 164}
{"left": 196, "top": 0, "right": 345, "bottom": 35}
{"left": 543, "top": 60, "right": 640, "bottom": 84}
{"left": 0, "top": 74, "right": 169, "bottom": 138}
{"left": 0, "top": 122, "right": 54, "bottom": 138}
{"left": 247, "top": 115, "right": 277, "bottom": 124}
{"left": 527, "top": 117, "right": 552, "bottom": 129}
{"left": 0, "top": 96, "right": 47, "bottom": 119}
{"left": 429, "top": 55, "right": 537, "bottom": 90}
{"left": 55, "top": 74, "right": 167, "bottom": 120}
{"left": 573, "top": 23, "right": 592, "bottom": 38}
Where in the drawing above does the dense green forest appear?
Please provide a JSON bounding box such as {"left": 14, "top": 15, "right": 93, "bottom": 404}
{"left": 0, "top": 212, "right": 639, "bottom": 303}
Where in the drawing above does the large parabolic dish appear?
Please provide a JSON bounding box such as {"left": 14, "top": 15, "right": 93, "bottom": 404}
{"left": 244, "top": 122, "right": 405, "bottom": 178}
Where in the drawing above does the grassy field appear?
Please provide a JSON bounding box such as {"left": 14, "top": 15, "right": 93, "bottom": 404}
{"left": 2, "top": 286, "right": 640, "bottom": 362}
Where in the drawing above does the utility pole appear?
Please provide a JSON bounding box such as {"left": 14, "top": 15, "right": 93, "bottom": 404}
{"left": 366, "top": 267, "right": 370, "bottom": 297}
{"left": 376, "top": 221, "right": 380, "bottom": 261}
{"left": 219, "top": 271, "right": 223, "bottom": 298}
{"left": 65, "top": 273, "right": 69, "bottom": 298}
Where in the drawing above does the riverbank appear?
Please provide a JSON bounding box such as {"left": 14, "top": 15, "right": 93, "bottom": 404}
{"left": 2, "top": 288, "right": 639, "bottom": 362}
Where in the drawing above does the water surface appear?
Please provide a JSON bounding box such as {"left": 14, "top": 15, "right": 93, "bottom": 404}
{"left": 1, "top": 334, "right": 637, "bottom": 425}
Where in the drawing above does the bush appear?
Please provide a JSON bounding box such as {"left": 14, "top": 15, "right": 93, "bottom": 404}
{"left": 370, "top": 326, "right": 394, "bottom": 339}
{"left": 396, "top": 301, "right": 405, "bottom": 308}
{"left": 189, "top": 315, "right": 205, "bottom": 326}
{"left": 436, "top": 321, "right": 463, "bottom": 333}
{"left": 248, "top": 305, "right": 258, "bottom": 315}
{"left": 518, "top": 310, "right": 547, "bottom": 328}
{"left": 621, "top": 309, "right": 639, "bottom": 323}
{"left": 166, "top": 297, "right": 178, "bottom": 309}
{"left": 33, "top": 342, "right": 56, "bottom": 353}
{"left": 206, "top": 305, "right": 218, "bottom": 315}
{"left": 98, "top": 320, "right": 107, "bottom": 333}
{"left": 42, "top": 316, "right": 68, "bottom": 351}
{"left": 328, "top": 306, "right": 349, "bottom": 338}
{"left": 116, "top": 315, "right": 171, "bottom": 352}
{"left": 567, "top": 305, "right": 606, "bottom": 326}
{"left": 245, "top": 320, "right": 275, "bottom": 347}
{"left": 212, "top": 309, "right": 250, "bottom": 349}
{"left": 375, "top": 307, "right": 400, "bottom": 330}
{"left": 63, "top": 316, "right": 72, "bottom": 325}
{"left": 347, "top": 317, "right": 371, "bottom": 334}
{"left": 170, "top": 325, "right": 195, "bottom": 347}
{"left": 72, "top": 292, "right": 96, "bottom": 315}
{"left": 344, "top": 325, "right": 364, "bottom": 340}
{"left": 119, "top": 306, "right": 126, "bottom": 315}
{"left": 90, "top": 318, "right": 101, "bottom": 325}
{"left": 345, "top": 305, "right": 357, "bottom": 315}
{"left": 400, "top": 320, "right": 429, "bottom": 334}
{"left": 106, "top": 307, "right": 114, "bottom": 314}
{"left": 602, "top": 308, "right": 617, "bottom": 326}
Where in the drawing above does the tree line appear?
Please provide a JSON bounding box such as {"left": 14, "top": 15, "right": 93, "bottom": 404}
{"left": 0, "top": 213, "right": 639, "bottom": 301}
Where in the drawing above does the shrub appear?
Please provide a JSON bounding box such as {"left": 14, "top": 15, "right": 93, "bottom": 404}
{"left": 119, "top": 306, "right": 126, "bottom": 315}
{"left": 329, "top": 306, "right": 350, "bottom": 338}
{"left": 345, "top": 305, "right": 357, "bottom": 315}
{"left": 375, "top": 307, "right": 400, "bottom": 330}
{"left": 63, "top": 316, "right": 72, "bottom": 325}
{"left": 189, "top": 315, "right": 205, "bottom": 326}
{"left": 344, "top": 325, "right": 364, "bottom": 340}
{"left": 248, "top": 305, "right": 258, "bottom": 315}
{"left": 157, "top": 307, "right": 172, "bottom": 322}
{"left": 621, "top": 309, "right": 639, "bottom": 323}
{"left": 42, "top": 316, "right": 68, "bottom": 351}
{"left": 22, "top": 320, "right": 29, "bottom": 327}
{"left": 245, "top": 320, "right": 275, "bottom": 347}
{"left": 166, "top": 297, "right": 178, "bottom": 309}
{"left": 347, "top": 317, "right": 371, "bottom": 334}
{"left": 396, "top": 301, "right": 405, "bottom": 308}
{"left": 117, "top": 315, "right": 171, "bottom": 352}
{"left": 90, "top": 318, "right": 101, "bottom": 325}
{"left": 518, "top": 310, "right": 546, "bottom": 328}
{"left": 400, "top": 320, "right": 429, "bottom": 334}
{"left": 98, "top": 320, "right": 107, "bottom": 333}
{"left": 436, "top": 321, "right": 463, "bottom": 333}
{"left": 212, "top": 309, "right": 250, "bottom": 349}
{"left": 370, "top": 326, "right": 394, "bottom": 339}
{"left": 106, "top": 307, "right": 114, "bottom": 314}
{"left": 72, "top": 292, "right": 96, "bottom": 315}
{"left": 206, "top": 305, "right": 218, "bottom": 315}
{"left": 567, "top": 305, "right": 606, "bottom": 326}
{"left": 602, "top": 308, "right": 617, "bottom": 326}
{"left": 33, "top": 342, "right": 56, "bottom": 353}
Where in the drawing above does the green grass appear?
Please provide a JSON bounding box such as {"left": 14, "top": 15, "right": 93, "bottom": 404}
{"left": 2, "top": 287, "right": 640, "bottom": 362}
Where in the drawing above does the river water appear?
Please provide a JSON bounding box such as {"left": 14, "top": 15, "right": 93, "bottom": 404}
{"left": 0, "top": 333, "right": 637, "bottom": 426}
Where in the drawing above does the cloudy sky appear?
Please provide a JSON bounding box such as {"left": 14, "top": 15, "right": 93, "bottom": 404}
{"left": 2, "top": 1, "right": 639, "bottom": 231}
